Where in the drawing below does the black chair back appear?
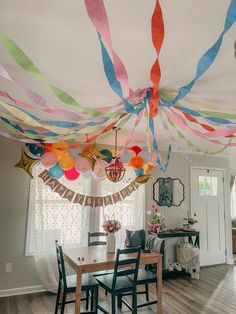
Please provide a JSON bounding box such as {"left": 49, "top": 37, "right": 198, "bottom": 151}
{"left": 88, "top": 232, "right": 107, "bottom": 246}
{"left": 112, "top": 247, "right": 141, "bottom": 290}
{"left": 55, "top": 240, "right": 67, "bottom": 289}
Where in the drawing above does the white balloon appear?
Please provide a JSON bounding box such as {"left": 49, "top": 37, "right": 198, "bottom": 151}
{"left": 120, "top": 151, "right": 132, "bottom": 164}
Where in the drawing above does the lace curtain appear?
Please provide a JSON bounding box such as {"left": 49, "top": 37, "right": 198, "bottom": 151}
{"left": 28, "top": 164, "right": 145, "bottom": 292}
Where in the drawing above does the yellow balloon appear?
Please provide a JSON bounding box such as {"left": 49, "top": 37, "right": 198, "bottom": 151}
{"left": 58, "top": 155, "right": 74, "bottom": 170}
{"left": 143, "top": 164, "right": 149, "bottom": 171}
{"left": 111, "top": 149, "right": 119, "bottom": 158}
{"left": 52, "top": 141, "right": 68, "bottom": 157}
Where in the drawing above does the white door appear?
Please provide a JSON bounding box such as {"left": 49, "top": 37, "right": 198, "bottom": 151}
{"left": 191, "top": 168, "right": 225, "bottom": 266}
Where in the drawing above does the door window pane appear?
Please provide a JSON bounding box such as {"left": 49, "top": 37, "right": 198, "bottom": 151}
{"left": 198, "top": 176, "right": 218, "bottom": 196}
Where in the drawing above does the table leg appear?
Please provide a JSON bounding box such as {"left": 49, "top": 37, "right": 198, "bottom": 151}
{"left": 156, "top": 255, "right": 162, "bottom": 314}
{"left": 75, "top": 266, "right": 82, "bottom": 314}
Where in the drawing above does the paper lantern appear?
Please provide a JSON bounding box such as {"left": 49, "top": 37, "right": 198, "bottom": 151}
{"left": 105, "top": 158, "right": 126, "bottom": 183}
{"left": 58, "top": 155, "right": 75, "bottom": 170}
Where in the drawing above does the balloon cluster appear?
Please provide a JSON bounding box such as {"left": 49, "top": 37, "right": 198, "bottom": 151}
{"left": 26, "top": 142, "right": 156, "bottom": 181}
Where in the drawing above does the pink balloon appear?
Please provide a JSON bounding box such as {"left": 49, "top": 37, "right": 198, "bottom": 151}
{"left": 93, "top": 160, "right": 107, "bottom": 179}
{"left": 75, "top": 157, "right": 92, "bottom": 173}
{"left": 41, "top": 152, "right": 57, "bottom": 168}
{"left": 64, "top": 167, "right": 80, "bottom": 181}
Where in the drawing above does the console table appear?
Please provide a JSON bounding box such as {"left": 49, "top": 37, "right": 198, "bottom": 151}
{"left": 156, "top": 230, "right": 200, "bottom": 279}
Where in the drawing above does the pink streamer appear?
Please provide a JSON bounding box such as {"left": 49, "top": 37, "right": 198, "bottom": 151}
{"left": 85, "top": 0, "right": 131, "bottom": 97}
{"left": 165, "top": 108, "right": 236, "bottom": 147}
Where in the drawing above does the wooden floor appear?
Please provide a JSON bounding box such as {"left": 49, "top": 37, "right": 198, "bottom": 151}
{"left": 1, "top": 264, "right": 236, "bottom": 314}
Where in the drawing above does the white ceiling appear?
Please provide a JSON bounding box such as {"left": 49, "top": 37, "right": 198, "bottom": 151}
{"left": 0, "top": 0, "right": 236, "bottom": 155}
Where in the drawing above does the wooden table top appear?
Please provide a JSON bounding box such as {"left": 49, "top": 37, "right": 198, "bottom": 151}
{"left": 64, "top": 246, "right": 162, "bottom": 273}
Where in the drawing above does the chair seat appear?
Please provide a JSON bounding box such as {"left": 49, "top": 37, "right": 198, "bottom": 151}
{"left": 128, "top": 269, "right": 156, "bottom": 285}
{"left": 95, "top": 273, "right": 133, "bottom": 294}
{"left": 66, "top": 274, "right": 99, "bottom": 291}
{"left": 92, "top": 269, "right": 113, "bottom": 277}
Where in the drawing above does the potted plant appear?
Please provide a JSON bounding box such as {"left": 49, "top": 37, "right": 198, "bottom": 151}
{"left": 183, "top": 215, "right": 198, "bottom": 230}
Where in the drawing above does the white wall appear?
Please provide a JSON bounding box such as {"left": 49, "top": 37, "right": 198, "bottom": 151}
{"left": 146, "top": 151, "right": 233, "bottom": 264}
{"left": 0, "top": 137, "right": 233, "bottom": 291}
{"left": 0, "top": 137, "right": 41, "bottom": 290}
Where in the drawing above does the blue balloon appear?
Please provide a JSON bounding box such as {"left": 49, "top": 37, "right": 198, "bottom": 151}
{"left": 81, "top": 170, "right": 93, "bottom": 179}
{"left": 49, "top": 163, "right": 64, "bottom": 179}
{"left": 100, "top": 149, "right": 112, "bottom": 163}
{"left": 135, "top": 168, "right": 144, "bottom": 177}
{"left": 28, "top": 144, "right": 45, "bottom": 156}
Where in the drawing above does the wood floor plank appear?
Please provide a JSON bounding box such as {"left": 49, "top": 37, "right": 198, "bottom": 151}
{"left": 1, "top": 264, "right": 236, "bottom": 313}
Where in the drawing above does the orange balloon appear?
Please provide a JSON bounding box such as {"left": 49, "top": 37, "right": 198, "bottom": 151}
{"left": 130, "top": 156, "right": 144, "bottom": 170}
{"left": 147, "top": 164, "right": 154, "bottom": 170}
{"left": 58, "top": 155, "right": 74, "bottom": 170}
{"left": 83, "top": 144, "right": 93, "bottom": 154}
{"left": 52, "top": 141, "right": 68, "bottom": 157}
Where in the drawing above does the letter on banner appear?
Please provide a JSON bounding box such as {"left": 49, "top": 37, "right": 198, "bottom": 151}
{"left": 38, "top": 170, "right": 51, "bottom": 183}
{"left": 94, "top": 197, "right": 104, "bottom": 207}
{"left": 120, "top": 188, "right": 129, "bottom": 199}
{"left": 46, "top": 178, "right": 60, "bottom": 191}
{"left": 112, "top": 192, "right": 122, "bottom": 204}
{"left": 84, "top": 196, "right": 95, "bottom": 207}
{"left": 127, "top": 182, "right": 136, "bottom": 194}
{"left": 131, "top": 181, "right": 139, "bottom": 189}
{"left": 74, "top": 193, "right": 85, "bottom": 205}
{"left": 54, "top": 184, "right": 67, "bottom": 196}
{"left": 103, "top": 195, "right": 113, "bottom": 206}
{"left": 63, "top": 189, "right": 75, "bottom": 202}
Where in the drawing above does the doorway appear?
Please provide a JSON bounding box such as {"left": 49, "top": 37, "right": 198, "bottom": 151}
{"left": 191, "top": 167, "right": 226, "bottom": 266}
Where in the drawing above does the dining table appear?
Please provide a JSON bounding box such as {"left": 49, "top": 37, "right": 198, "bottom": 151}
{"left": 64, "top": 246, "right": 163, "bottom": 314}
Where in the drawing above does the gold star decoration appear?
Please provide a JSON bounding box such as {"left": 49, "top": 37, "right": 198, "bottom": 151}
{"left": 15, "top": 148, "right": 38, "bottom": 178}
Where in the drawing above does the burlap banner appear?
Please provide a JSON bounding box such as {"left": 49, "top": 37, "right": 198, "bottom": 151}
{"left": 38, "top": 170, "right": 149, "bottom": 208}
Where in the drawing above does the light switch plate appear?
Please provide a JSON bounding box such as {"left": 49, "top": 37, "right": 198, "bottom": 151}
{"left": 5, "top": 263, "right": 12, "bottom": 273}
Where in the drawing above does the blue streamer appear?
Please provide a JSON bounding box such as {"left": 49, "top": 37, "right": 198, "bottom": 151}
{"left": 98, "top": 33, "right": 143, "bottom": 115}
{"left": 160, "top": 0, "right": 236, "bottom": 107}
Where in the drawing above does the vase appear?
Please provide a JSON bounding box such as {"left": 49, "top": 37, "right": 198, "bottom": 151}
{"left": 107, "top": 232, "right": 116, "bottom": 253}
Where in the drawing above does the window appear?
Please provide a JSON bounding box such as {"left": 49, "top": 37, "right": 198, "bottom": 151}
{"left": 198, "top": 176, "right": 218, "bottom": 196}
{"left": 25, "top": 164, "right": 145, "bottom": 256}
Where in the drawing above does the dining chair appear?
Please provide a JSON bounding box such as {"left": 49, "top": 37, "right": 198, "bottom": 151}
{"left": 87, "top": 231, "right": 111, "bottom": 298}
{"left": 95, "top": 247, "right": 141, "bottom": 314}
{"left": 88, "top": 232, "right": 107, "bottom": 246}
{"left": 55, "top": 240, "right": 99, "bottom": 314}
{"left": 120, "top": 232, "right": 164, "bottom": 309}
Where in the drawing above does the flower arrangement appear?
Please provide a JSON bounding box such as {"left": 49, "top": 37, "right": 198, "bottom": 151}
{"left": 102, "top": 218, "right": 121, "bottom": 233}
{"left": 147, "top": 204, "right": 166, "bottom": 233}
{"left": 183, "top": 217, "right": 198, "bottom": 225}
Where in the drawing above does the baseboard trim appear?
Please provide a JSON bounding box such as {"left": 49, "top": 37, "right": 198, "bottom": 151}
{"left": 227, "top": 258, "right": 235, "bottom": 265}
{"left": 0, "top": 285, "right": 46, "bottom": 297}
